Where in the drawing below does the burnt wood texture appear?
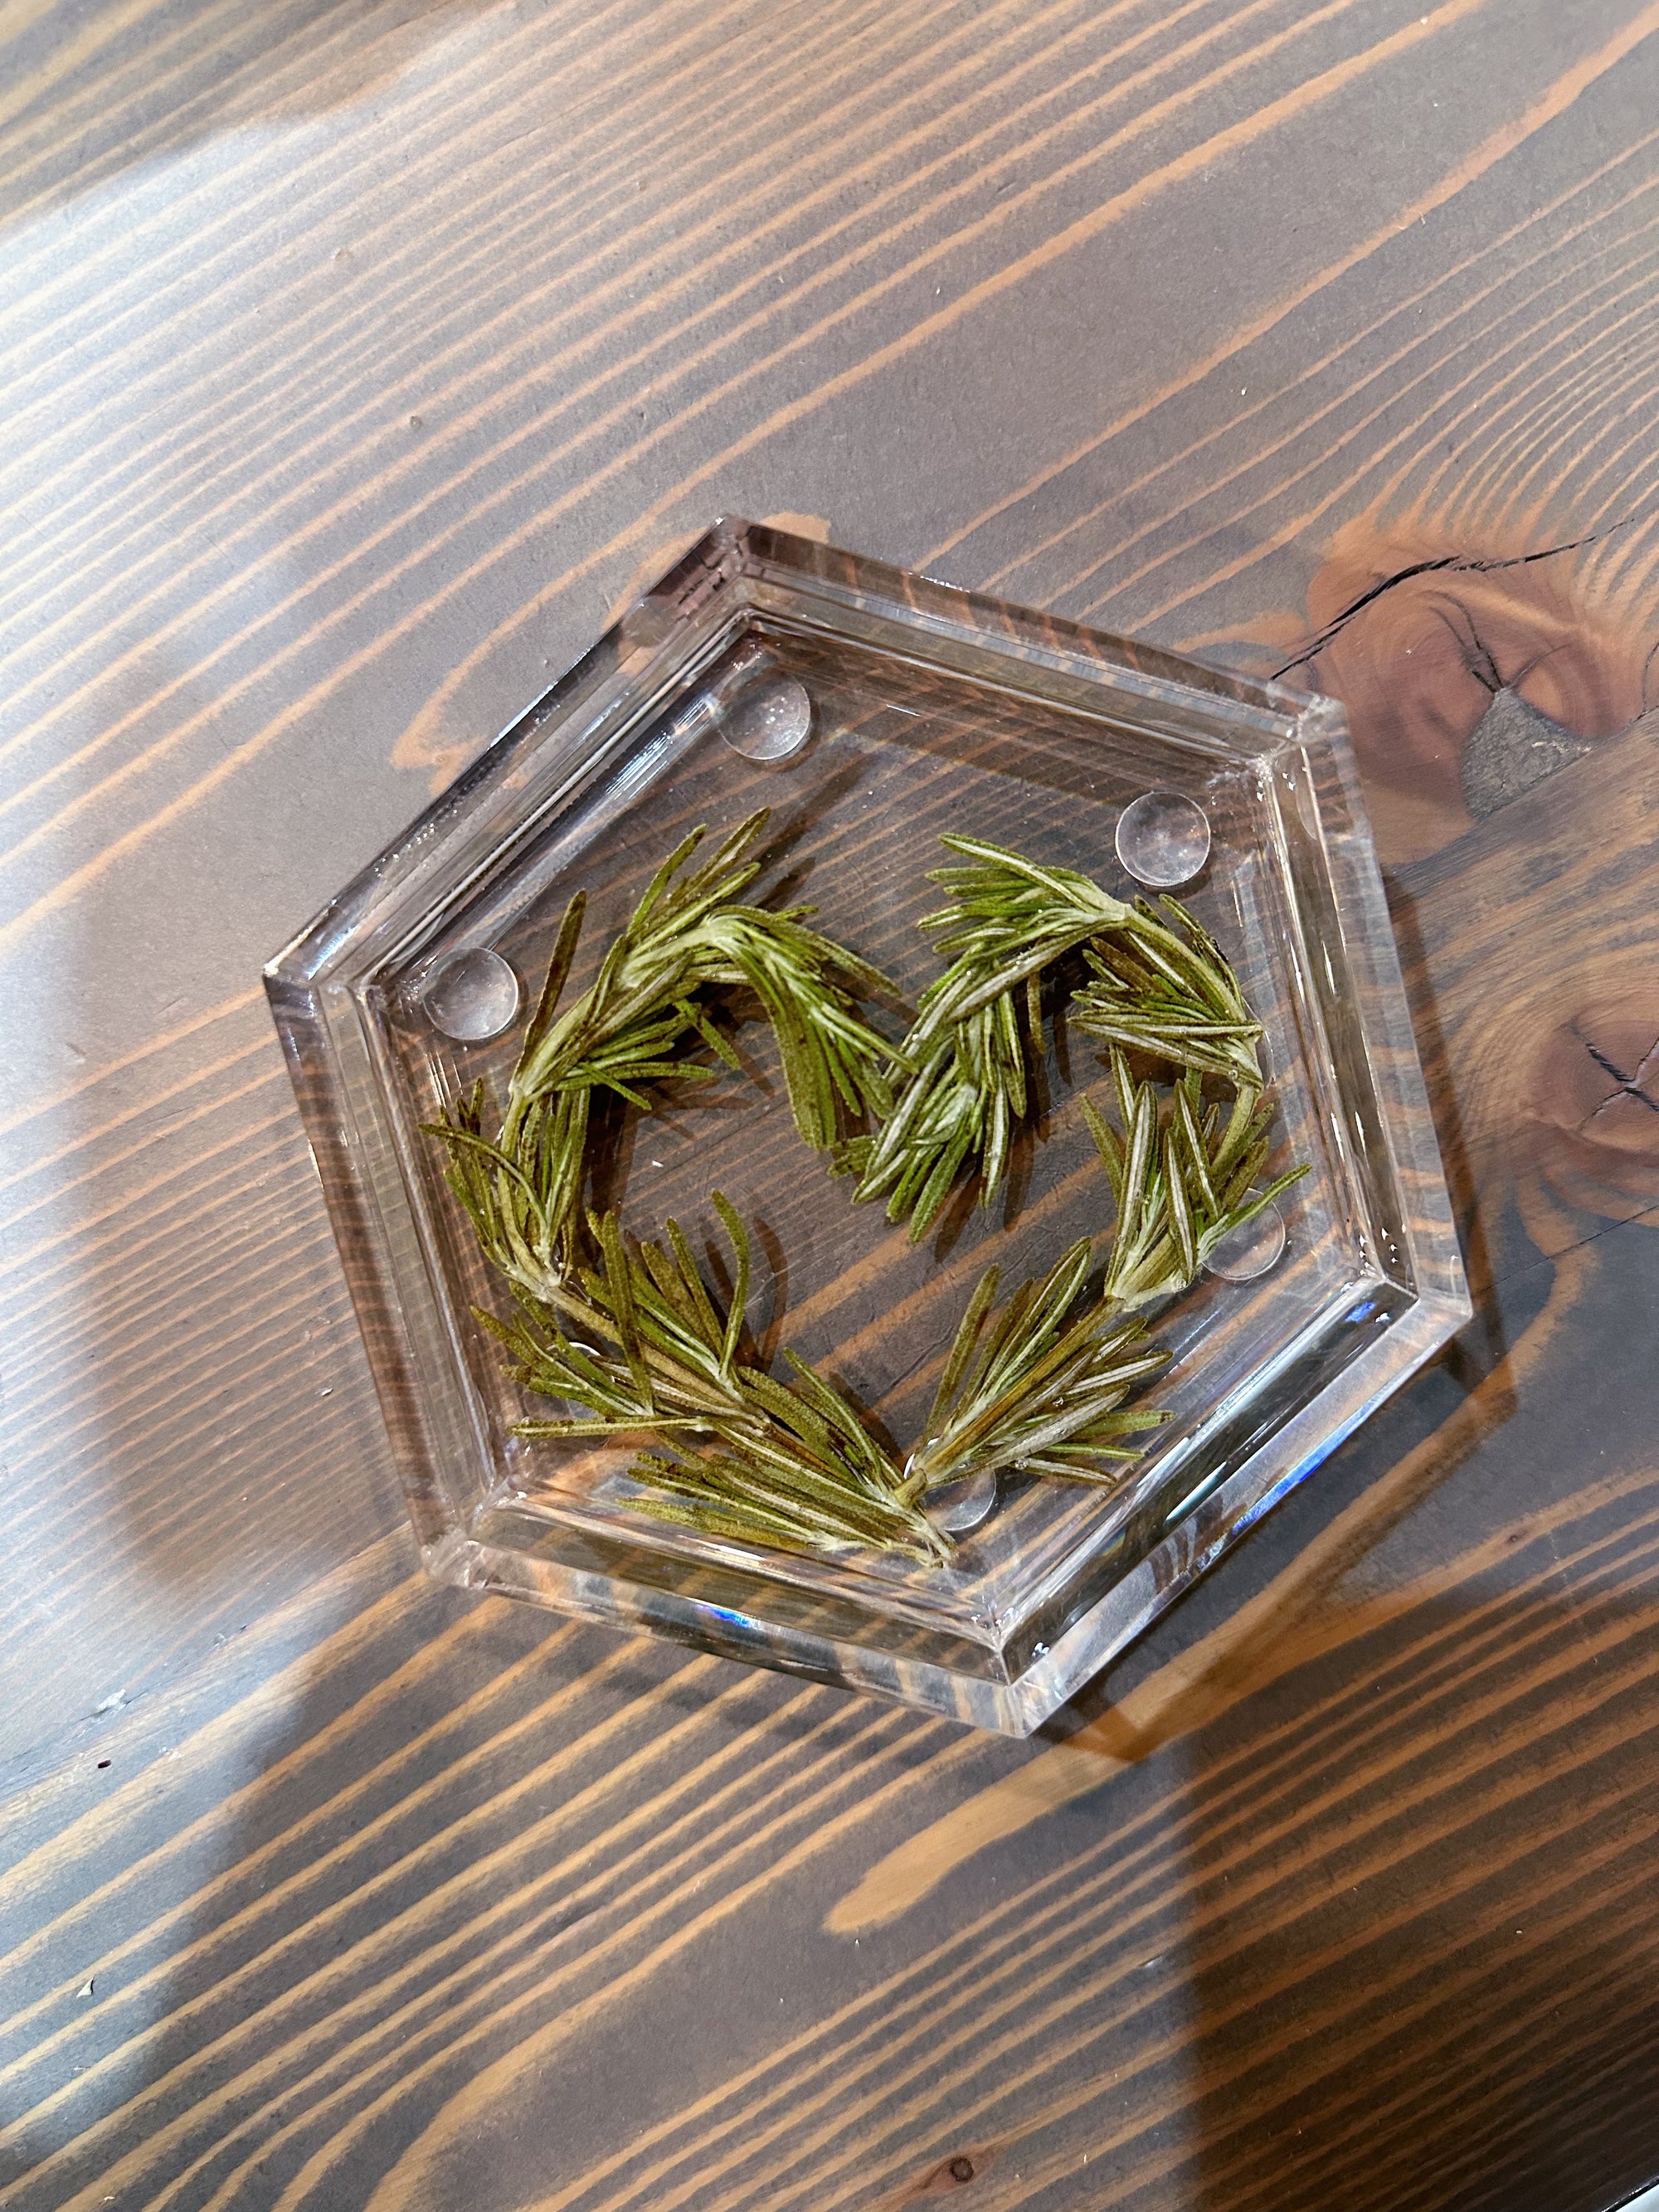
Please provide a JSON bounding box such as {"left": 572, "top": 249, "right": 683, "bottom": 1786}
{"left": 2, "top": 2, "right": 1657, "bottom": 2209}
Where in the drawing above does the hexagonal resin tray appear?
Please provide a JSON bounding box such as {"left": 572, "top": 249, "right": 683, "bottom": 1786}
{"left": 266, "top": 521, "right": 1470, "bottom": 1735}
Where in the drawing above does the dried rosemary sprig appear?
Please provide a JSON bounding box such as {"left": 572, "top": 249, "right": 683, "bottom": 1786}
{"left": 1082, "top": 1049, "right": 1307, "bottom": 1308}
{"left": 483, "top": 1197, "right": 949, "bottom": 1563}
{"left": 849, "top": 837, "right": 1134, "bottom": 1237}
{"left": 904, "top": 1240, "right": 1171, "bottom": 1491}
{"left": 849, "top": 837, "right": 1282, "bottom": 1241}
{"left": 1069, "top": 892, "right": 1265, "bottom": 1093}
{"left": 427, "top": 810, "right": 907, "bottom": 1292}
{"left": 1068, "top": 886, "right": 1307, "bottom": 1303}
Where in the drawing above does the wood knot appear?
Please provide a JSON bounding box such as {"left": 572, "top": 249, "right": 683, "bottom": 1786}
{"left": 1527, "top": 994, "right": 1659, "bottom": 1218}
{"left": 893, "top": 2142, "right": 999, "bottom": 2202}
{"left": 1278, "top": 517, "right": 1654, "bottom": 863}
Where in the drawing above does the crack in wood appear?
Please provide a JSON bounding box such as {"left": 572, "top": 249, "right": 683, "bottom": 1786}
{"left": 1583, "top": 1038, "right": 1659, "bottom": 1120}
{"left": 1272, "top": 509, "right": 1656, "bottom": 679}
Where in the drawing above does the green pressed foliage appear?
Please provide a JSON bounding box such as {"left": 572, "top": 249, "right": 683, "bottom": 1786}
{"left": 426, "top": 821, "right": 1305, "bottom": 1564}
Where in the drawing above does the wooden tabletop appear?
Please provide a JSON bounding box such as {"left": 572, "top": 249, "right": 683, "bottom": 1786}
{"left": 4, "top": 2, "right": 1658, "bottom": 2206}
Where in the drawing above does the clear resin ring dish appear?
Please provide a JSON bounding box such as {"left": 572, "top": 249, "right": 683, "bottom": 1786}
{"left": 266, "top": 520, "right": 1470, "bottom": 1736}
